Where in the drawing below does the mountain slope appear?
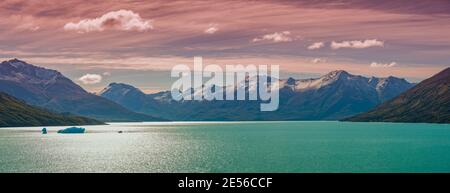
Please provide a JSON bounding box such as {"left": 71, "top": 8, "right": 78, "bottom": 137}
{"left": 0, "top": 92, "right": 103, "bottom": 127}
{"left": 344, "top": 67, "right": 450, "bottom": 123}
{"left": 100, "top": 70, "right": 415, "bottom": 121}
{"left": 0, "top": 59, "right": 161, "bottom": 121}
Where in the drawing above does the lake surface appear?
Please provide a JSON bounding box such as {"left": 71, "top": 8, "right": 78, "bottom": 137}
{"left": 1, "top": 121, "right": 450, "bottom": 173}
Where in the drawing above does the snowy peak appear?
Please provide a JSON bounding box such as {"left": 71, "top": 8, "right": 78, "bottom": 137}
{"left": 103, "top": 82, "right": 141, "bottom": 92}
{"left": 100, "top": 82, "right": 145, "bottom": 96}
{"left": 278, "top": 70, "right": 414, "bottom": 95}
{"left": 5, "top": 58, "right": 27, "bottom": 68}
{"left": 317, "top": 70, "right": 353, "bottom": 85}
{"left": 280, "top": 70, "right": 357, "bottom": 91}
{"left": 0, "top": 58, "right": 62, "bottom": 83}
{"left": 369, "top": 76, "right": 412, "bottom": 91}
{"left": 324, "top": 70, "right": 351, "bottom": 79}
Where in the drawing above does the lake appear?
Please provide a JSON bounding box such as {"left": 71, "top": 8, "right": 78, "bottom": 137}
{"left": 1, "top": 121, "right": 450, "bottom": 173}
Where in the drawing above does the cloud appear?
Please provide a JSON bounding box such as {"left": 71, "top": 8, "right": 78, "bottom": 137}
{"left": 18, "top": 25, "right": 40, "bottom": 32}
{"left": 30, "top": 26, "right": 40, "bottom": 31}
{"left": 253, "top": 31, "right": 293, "bottom": 43}
{"left": 64, "top": 10, "right": 152, "bottom": 33}
{"left": 312, "top": 58, "right": 326, "bottom": 63}
{"left": 102, "top": 72, "right": 111, "bottom": 76}
{"left": 331, "top": 39, "right": 384, "bottom": 49}
{"left": 17, "top": 23, "right": 40, "bottom": 32}
{"left": 204, "top": 24, "right": 218, "bottom": 34}
{"left": 78, "top": 74, "right": 102, "bottom": 84}
{"left": 307, "top": 42, "right": 324, "bottom": 50}
{"left": 11, "top": 15, "right": 41, "bottom": 32}
{"left": 370, "top": 62, "right": 397, "bottom": 68}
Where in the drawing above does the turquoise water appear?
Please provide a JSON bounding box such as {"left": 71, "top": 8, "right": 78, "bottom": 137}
{"left": 1, "top": 121, "right": 450, "bottom": 173}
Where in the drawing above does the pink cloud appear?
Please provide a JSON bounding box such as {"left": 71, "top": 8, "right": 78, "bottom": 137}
{"left": 64, "top": 9, "right": 152, "bottom": 33}
{"left": 204, "top": 24, "right": 218, "bottom": 34}
{"left": 78, "top": 73, "right": 102, "bottom": 84}
{"left": 370, "top": 62, "right": 397, "bottom": 68}
{"left": 253, "top": 31, "right": 293, "bottom": 43}
{"left": 331, "top": 39, "right": 384, "bottom": 49}
{"left": 307, "top": 42, "right": 324, "bottom": 50}
{"left": 0, "top": 0, "right": 448, "bottom": 81}
{"left": 312, "top": 58, "right": 326, "bottom": 63}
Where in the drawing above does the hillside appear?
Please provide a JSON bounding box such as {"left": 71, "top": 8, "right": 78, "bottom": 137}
{"left": 345, "top": 67, "right": 450, "bottom": 123}
{"left": 0, "top": 59, "right": 162, "bottom": 122}
{"left": 0, "top": 92, "right": 104, "bottom": 127}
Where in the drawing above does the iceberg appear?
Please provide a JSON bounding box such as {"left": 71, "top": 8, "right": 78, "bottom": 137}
{"left": 57, "top": 127, "right": 85, "bottom": 134}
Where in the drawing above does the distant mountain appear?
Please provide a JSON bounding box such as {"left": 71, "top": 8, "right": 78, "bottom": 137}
{"left": 0, "top": 92, "right": 103, "bottom": 127}
{"left": 100, "top": 70, "right": 415, "bottom": 121}
{"left": 0, "top": 59, "right": 161, "bottom": 121}
{"left": 344, "top": 67, "right": 450, "bottom": 123}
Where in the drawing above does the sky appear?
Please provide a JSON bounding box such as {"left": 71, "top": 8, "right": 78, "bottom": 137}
{"left": 0, "top": 0, "right": 449, "bottom": 93}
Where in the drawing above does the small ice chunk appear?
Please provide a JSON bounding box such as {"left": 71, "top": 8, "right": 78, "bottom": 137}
{"left": 57, "top": 127, "right": 85, "bottom": 134}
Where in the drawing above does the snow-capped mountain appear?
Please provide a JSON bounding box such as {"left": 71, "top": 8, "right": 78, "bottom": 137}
{"left": 279, "top": 70, "right": 413, "bottom": 101}
{"left": 100, "top": 70, "right": 415, "bottom": 120}
{"left": 0, "top": 58, "right": 414, "bottom": 121}
{"left": 99, "top": 82, "right": 149, "bottom": 111}
{"left": 346, "top": 67, "right": 450, "bottom": 123}
{"left": 0, "top": 59, "right": 161, "bottom": 121}
{"left": 1, "top": 58, "right": 64, "bottom": 83}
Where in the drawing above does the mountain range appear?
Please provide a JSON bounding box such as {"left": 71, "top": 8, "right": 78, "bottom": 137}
{"left": 345, "top": 67, "right": 450, "bottom": 123}
{"left": 1, "top": 58, "right": 447, "bottom": 125}
{"left": 100, "top": 70, "right": 415, "bottom": 121}
{"left": 0, "top": 59, "right": 161, "bottom": 122}
{"left": 1, "top": 59, "right": 447, "bottom": 124}
{"left": 0, "top": 92, "right": 103, "bottom": 127}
